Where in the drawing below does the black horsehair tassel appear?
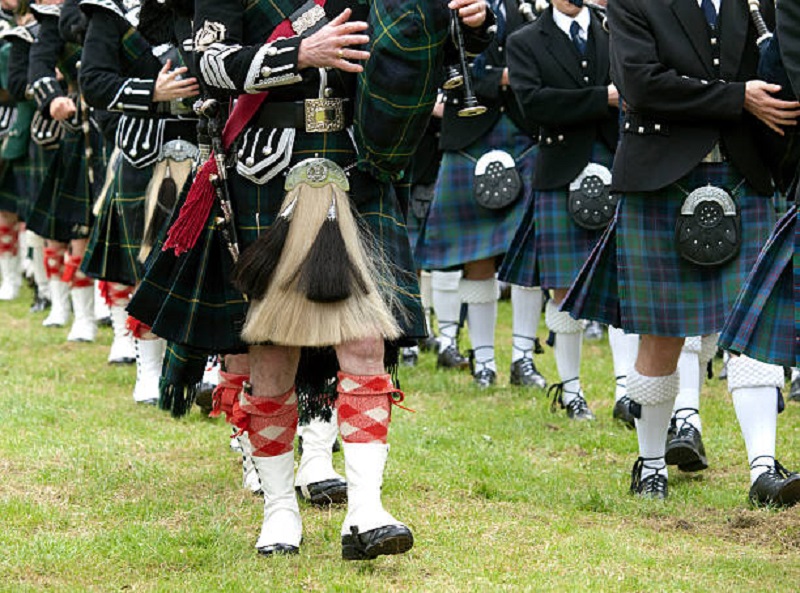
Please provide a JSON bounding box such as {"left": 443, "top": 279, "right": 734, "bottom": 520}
{"left": 296, "top": 189, "right": 368, "bottom": 303}
{"left": 231, "top": 196, "right": 297, "bottom": 298}
{"left": 143, "top": 163, "right": 178, "bottom": 253}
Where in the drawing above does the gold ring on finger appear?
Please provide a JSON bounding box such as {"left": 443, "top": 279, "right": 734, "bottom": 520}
{"left": 337, "top": 48, "right": 344, "bottom": 59}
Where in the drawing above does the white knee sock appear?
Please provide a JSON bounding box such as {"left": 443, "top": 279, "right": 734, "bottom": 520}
{"left": 545, "top": 302, "right": 584, "bottom": 405}
{"left": 608, "top": 326, "right": 639, "bottom": 401}
{"left": 511, "top": 285, "right": 543, "bottom": 363}
{"left": 432, "top": 270, "right": 462, "bottom": 353}
{"left": 675, "top": 338, "right": 703, "bottom": 433}
{"left": 462, "top": 278, "right": 498, "bottom": 373}
{"left": 728, "top": 356, "right": 783, "bottom": 483}
{"left": 420, "top": 271, "right": 433, "bottom": 335}
{"left": 629, "top": 368, "right": 680, "bottom": 480}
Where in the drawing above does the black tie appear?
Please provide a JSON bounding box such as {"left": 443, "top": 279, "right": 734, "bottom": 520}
{"left": 701, "top": 0, "right": 718, "bottom": 28}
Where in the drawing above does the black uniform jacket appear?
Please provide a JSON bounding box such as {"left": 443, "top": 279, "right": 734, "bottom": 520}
{"left": 7, "top": 22, "right": 37, "bottom": 103}
{"left": 608, "top": 0, "right": 775, "bottom": 196}
{"left": 507, "top": 6, "right": 616, "bottom": 190}
{"left": 440, "top": 0, "right": 535, "bottom": 151}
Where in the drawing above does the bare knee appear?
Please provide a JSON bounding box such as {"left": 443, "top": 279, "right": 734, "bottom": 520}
{"left": 248, "top": 345, "right": 300, "bottom": 397}
{"left": 636, "top": 335, "right": 685, "bottom": 376}
{"left": 336, "top": 336, "right": 385, "bottom": 375}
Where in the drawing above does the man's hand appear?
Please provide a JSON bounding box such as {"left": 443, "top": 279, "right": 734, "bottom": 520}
{"left": 608, "top": 84, "right": 619, "bottom": 108}
{"left": 449, "top": 0, "right": 488, "bottom": 29}
{"left": 153, "top": 59, "right": 200, "bottom": 102}
{"left": 744, "top": 80, "right": 800, "bottom": 135}
{"left": 49, "top": 96, "right": 76, "bottom": 121}
{"left": 297, "top": 8, "right": 370, "bottom": 73}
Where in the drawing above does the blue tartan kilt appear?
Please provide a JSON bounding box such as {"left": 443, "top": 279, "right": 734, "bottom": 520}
{"left": 27, "top": 129, "right": 106, "bottom": 242}
{"left": 500, "top": 141, "right": 613, "bottom": 289}
{"left": 129, "top": 130, "right": 426, "bottom": 354}
{"left": 718, "top": 205, "right": 795, "bottom": 367}
{"left": 82, "top": 155, "right": 152, "bottom": 285}
{"left": 562, "top": 162, "right": 775, "bottom": 337}
{"left": 416, "top": 114, "right": 537, "bottom": 269}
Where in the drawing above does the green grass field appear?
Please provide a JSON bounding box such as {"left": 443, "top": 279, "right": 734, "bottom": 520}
{"left": 2, "top": 287, "right": 800, "bottom": 592}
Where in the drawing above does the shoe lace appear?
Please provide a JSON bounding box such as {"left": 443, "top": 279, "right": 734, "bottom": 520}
{"left": 548, "top": 377, "right": 579, "bottom": 413}
{"left": 515, "top": 355, "right": 536, "bottom": 377}
{"left": 565, "top": 394, "right": 590, "bottom": 417}
{"left": 672, "top": 408, "right": 701, "bottom": 440}
{"left": 630, "top": 457, "right": 667, "bottom": 496}
{"left": 749, "top": 455, "right": 790, "bottom": 478}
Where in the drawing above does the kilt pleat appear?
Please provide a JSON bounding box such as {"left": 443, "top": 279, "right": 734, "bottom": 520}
{"left": 416, "top": 114, "right": 536, "bottom": 269}
{"left": 718, "top": 206, "right": 795, "bottom": 367}
{"left": 0, "top": 160, "right": 20, "bottom": 215}
{"left": 500, "top": 141, "right": 613, "bottom": 289}
{"left": 27, "top": 130, "right": 105, "bottom": 242}
{"left": 562, "top": 162, "right": 775, "bottom": 337}
{"left": 82, "top": 156, "right": 151, "bottom": 285}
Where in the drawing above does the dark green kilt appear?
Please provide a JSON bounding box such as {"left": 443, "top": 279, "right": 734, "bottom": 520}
{"left": 82, "top": 155, "right": 152, "bottom": 285}
{"left": 718, "top": 205, "right": 796, "bottom": 367}
{"left": 0, "top": 158, "right": 20, "bottom": 216}
{"left": 562, "top": 162, "right": 775, "bottom": 337}
{"left": 27, "top": 129, "right": 105, "bottom": 242}
{"left": 129, "top": 128, "right": 426, "bottom": 354}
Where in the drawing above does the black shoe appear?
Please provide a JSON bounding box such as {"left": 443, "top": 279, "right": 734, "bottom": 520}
{"left": 790, "top": 376, "right": 800, "bottom": 403}
{"left": 612, "top": 396, "right": 636, "bottom": 430}
{"left": 257, "top": 543, "right": 300, "bottom": 557}
{"left": 665, "top": 411, "right": 708, "bottom": 472}
{"left": 630, "top": 457, "right": 668, "bottom": 500}
{"left": 510, "top": 357, "right": 547, "bottom": 389}
{"left": 194, "top": 383, "right": 215, "bottom": 416}
{"left": 419, "top": 335, "right": 439, "bottom": 353}
{"left": 749, "top": 458, "right": 800, "bottom": 507}
{"left": 472, "top": 367, "right": 497, "bottom": 388}
{"left": 548, "top": 380, "right": 595, "bottom": 420}
{"left": 296, "top": 478, "right": 348, "bottom": 506}
{"left": 584, "top": 320, "right": 604, "bottom": 341}
{"left": 437, "top": 345, "right": 469, "bottom": 370}
{"left": 29, "top": 296, "right": 51, "bottom": 314}
{"left": 341, "top": 524, "right": 414, "bottom": 560}
{"left": 401, "top": 348, "right": 418, "bottom": 367}
{"left": 97, "top": 316, "right": 112, "bottom": 328}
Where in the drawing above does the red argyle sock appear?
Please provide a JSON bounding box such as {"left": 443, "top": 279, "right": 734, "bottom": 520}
{"left": 210, "top": 371, "right": 250, "bottom": 426}
{"left": 336, "top": 372, "right": 402, "bottom": 444}
{"left": 43, "top": 246, "right": 66, "bottom": 279}
{"left": 0, "top": 225, "right": 18, "bottom": 256}
{"left": 239, "top": 384, "right": 298, "bottom": 457}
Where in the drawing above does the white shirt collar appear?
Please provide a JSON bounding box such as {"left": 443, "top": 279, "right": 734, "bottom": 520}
{"left": 552, "top": 5, "right": 591, "bottom": 40}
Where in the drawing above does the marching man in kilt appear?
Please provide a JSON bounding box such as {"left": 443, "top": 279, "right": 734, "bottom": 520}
{"left": 25, "top": 0, "right": 106, "bottom": 342}
{"left": 417, "top": 0, "right": 548, "bottom": 390}
{"left": 717, "top": 0, "right": 800, "bottom": 503}
{"left": 563, "top": 0, "right": 800, "bottom": 504}
{"left": 129, "top": 0, "right": 492, "bottom": 558}
{"left": 500, "top": 0, "right": 639, "bottom": 421}
{"left": 78, "top": 0, "right": 201, "bottom": 395}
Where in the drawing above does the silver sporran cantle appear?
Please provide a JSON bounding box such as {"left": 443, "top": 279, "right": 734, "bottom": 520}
{"left": 567, "top": 162, "right": 616, "bottom": 230}
{"left": 675, "top": 185, "right": 741, "bottom": 267}
{"left": 473, "top": 149, "right": 522, "bottom": 210}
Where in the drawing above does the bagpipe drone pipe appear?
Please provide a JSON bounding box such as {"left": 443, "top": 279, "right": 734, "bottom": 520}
{"left": 748, "top": 0, "right": 800, "bottom": 194}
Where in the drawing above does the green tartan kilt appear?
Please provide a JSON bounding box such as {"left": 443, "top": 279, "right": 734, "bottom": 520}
{"left": 129, "top": 128, "right": 426, "bottom": 354}
{"left": 27, "top": 129, "right": 105, "bottom": 242}
{"left": 718, "top": 205, "right": 796, "bottom": 367}
{"left": 0, "top": 158, "right": 20, "bottom": 216}
{"left": 82, "top": 155, "right": 152, "bottom": 285}
{"left": 562, "top": 162, "right": 775, "bottom": 337}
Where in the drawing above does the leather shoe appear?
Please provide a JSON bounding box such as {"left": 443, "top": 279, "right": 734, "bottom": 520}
{"left": 612, "top": 396, "right": 636, "bottom": 430}
{"left": 472, "top": 367, "right": 497, "bottom": 388}
{"left": 257, "top": 543, "right": 300, "bottom": 557}
{"left": 401, "top": 348, "right": 418, "bottom": 367}
{"left": 342, "top": 524, "right": 413, "bottom": 560}
{"left": 665, "top": 414, "right": 708, "bottom": 472}
{"left": 749, "top": 460, "right": 800, "bottom": 507}
{"left": 510, "top": 357, "right": 547, "bottom": 389}
{"left": 584, "top": 320, "right": 604, "bottom": 341}
{"left": 296, "top": 478, "right": 348, "bottom": 506}
{"left": 630, "top": 457, "right": 668, "bottom": 500}
{"left": 790, "top": 376, "right": 800, "bottom": 403}
{"left": 549, "top": 381, "right": 595, "bottom": 420}
{"left": 437, "top": 345, "right": 469, "bottom": 370}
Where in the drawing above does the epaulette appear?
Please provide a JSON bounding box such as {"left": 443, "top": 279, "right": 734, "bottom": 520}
{"left": 0, "top": 24, "right": 35, "bottom": 44}
{"left": 29, "top": 4, "right": 62, "bottom": 18}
